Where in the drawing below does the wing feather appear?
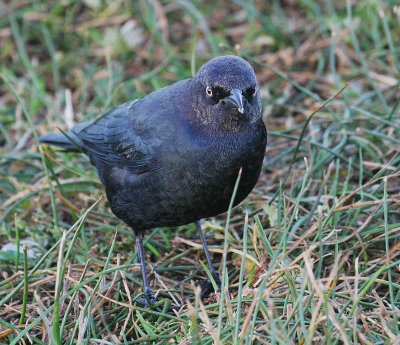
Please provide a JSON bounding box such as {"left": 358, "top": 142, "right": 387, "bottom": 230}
{"left": 73, "top": 100, "right": 158, "bottom": 172}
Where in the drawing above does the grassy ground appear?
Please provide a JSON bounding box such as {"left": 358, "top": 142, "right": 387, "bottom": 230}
{"left": 1, "top": 0, "right": 400, "bottom": 344}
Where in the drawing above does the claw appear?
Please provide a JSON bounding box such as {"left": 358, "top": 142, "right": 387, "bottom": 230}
{"left": 133, "top": 288, "right": 162, "bottom": 312}
{"left": 133, "top": 289, "right": 180, "bottom": 315}
{"left": 200, "top": 272, "right": 221, "bottom": 300}
{"left": 144, "top": 288, "right": 157, "bottom": 305}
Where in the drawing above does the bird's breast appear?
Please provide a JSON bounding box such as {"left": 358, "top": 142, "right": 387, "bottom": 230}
{"left": 164, "top": 124, "right": 266, "bottom": 210}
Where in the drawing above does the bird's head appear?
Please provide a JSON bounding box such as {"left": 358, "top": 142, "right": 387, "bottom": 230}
{"left": 190, "top": 55, "right": 262, "bottom": 132}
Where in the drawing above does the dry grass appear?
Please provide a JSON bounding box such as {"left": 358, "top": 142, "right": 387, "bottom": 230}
{"left": 1, "top": 1, "right": 400, "bottom": 344}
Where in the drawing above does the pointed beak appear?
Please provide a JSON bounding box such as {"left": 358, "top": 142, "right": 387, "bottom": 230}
{"left": 226, "top": 89, "right": 244, "bottom": 114}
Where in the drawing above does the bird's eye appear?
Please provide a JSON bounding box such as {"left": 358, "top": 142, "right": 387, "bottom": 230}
{"left": 243, "top": 87, "right": 256, "bottom": 101}
{"left": 206, "top": 86, "right": 230, "bottom": 102}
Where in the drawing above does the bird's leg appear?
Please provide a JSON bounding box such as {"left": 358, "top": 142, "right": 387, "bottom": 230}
{"left": 135, "top": 233, "right": 157, "bottom": 306}
{"left": 195, "top": 221, "right": 221, "bottom": 299}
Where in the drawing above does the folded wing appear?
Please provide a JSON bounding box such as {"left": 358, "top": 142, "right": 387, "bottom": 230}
{"left": 74, "top": 100, "right": 160, "bottom": 174}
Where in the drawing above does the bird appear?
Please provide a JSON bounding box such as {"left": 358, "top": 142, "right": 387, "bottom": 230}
{"left": 39, "top": 55, "right": 267, "bottom": 305}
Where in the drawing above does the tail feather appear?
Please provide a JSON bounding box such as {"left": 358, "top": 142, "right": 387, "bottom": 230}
{"left": 39, "top": 132, "right": 82, "bottom": 152}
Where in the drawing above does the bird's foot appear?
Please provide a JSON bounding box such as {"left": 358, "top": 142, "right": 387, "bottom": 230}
{"left": 134, "top": 289, "right": 179, "bottom": 314}
{"left": 134, "top": 288, "right": 162, "bottom": 311}
{"left": 143, "top": 288, "right": 158, "bottom": 306}
{"left": 200, "top": 272, "right": 221, "bottom": 300}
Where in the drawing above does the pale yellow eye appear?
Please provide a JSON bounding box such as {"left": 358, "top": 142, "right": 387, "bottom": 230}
{"left": 206, "top": 86, "right": 213, "bottom": 97}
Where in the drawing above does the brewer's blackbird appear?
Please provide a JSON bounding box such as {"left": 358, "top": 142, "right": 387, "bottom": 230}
{"left": 40, "top": 55, "right": 267, "bottom": 304}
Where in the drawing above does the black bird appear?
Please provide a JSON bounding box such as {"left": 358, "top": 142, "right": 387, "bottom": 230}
{"left": 40, "top": 55, "right": 267, "bottom": 304}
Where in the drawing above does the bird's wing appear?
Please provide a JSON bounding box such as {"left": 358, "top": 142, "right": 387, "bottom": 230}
{"left": 73, "top": 100, "right": 161, "bottom": 173}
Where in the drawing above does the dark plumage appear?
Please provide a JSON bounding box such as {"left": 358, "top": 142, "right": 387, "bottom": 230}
{"left": 40, "top": 55, "right": 267, "bottom": 304}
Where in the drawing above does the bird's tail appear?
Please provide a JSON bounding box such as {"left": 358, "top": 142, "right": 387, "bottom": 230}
{"left": 39, "top": 132, "right": 82, "bottom": 152}
{"left": 39, "top": 121, "right": 90, "bottom": 151}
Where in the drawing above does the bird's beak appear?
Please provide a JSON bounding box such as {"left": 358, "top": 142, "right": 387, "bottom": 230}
{"left": 226, "top": 89, "right": 244, "bottom": 114}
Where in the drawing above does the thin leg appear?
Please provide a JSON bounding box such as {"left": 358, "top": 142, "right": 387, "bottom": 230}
{"left": 195, "top": 221, "right": 221, "bottom": 298}
{"left": 195, "top": 221, "right": 217, "bottom": 276}
{"left": 135, "top": 233, "right": 156, "bottom": 305}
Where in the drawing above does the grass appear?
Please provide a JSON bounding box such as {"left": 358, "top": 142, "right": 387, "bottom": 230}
{"left": 1, "top": 0, "right": 400, "bottom": 344}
